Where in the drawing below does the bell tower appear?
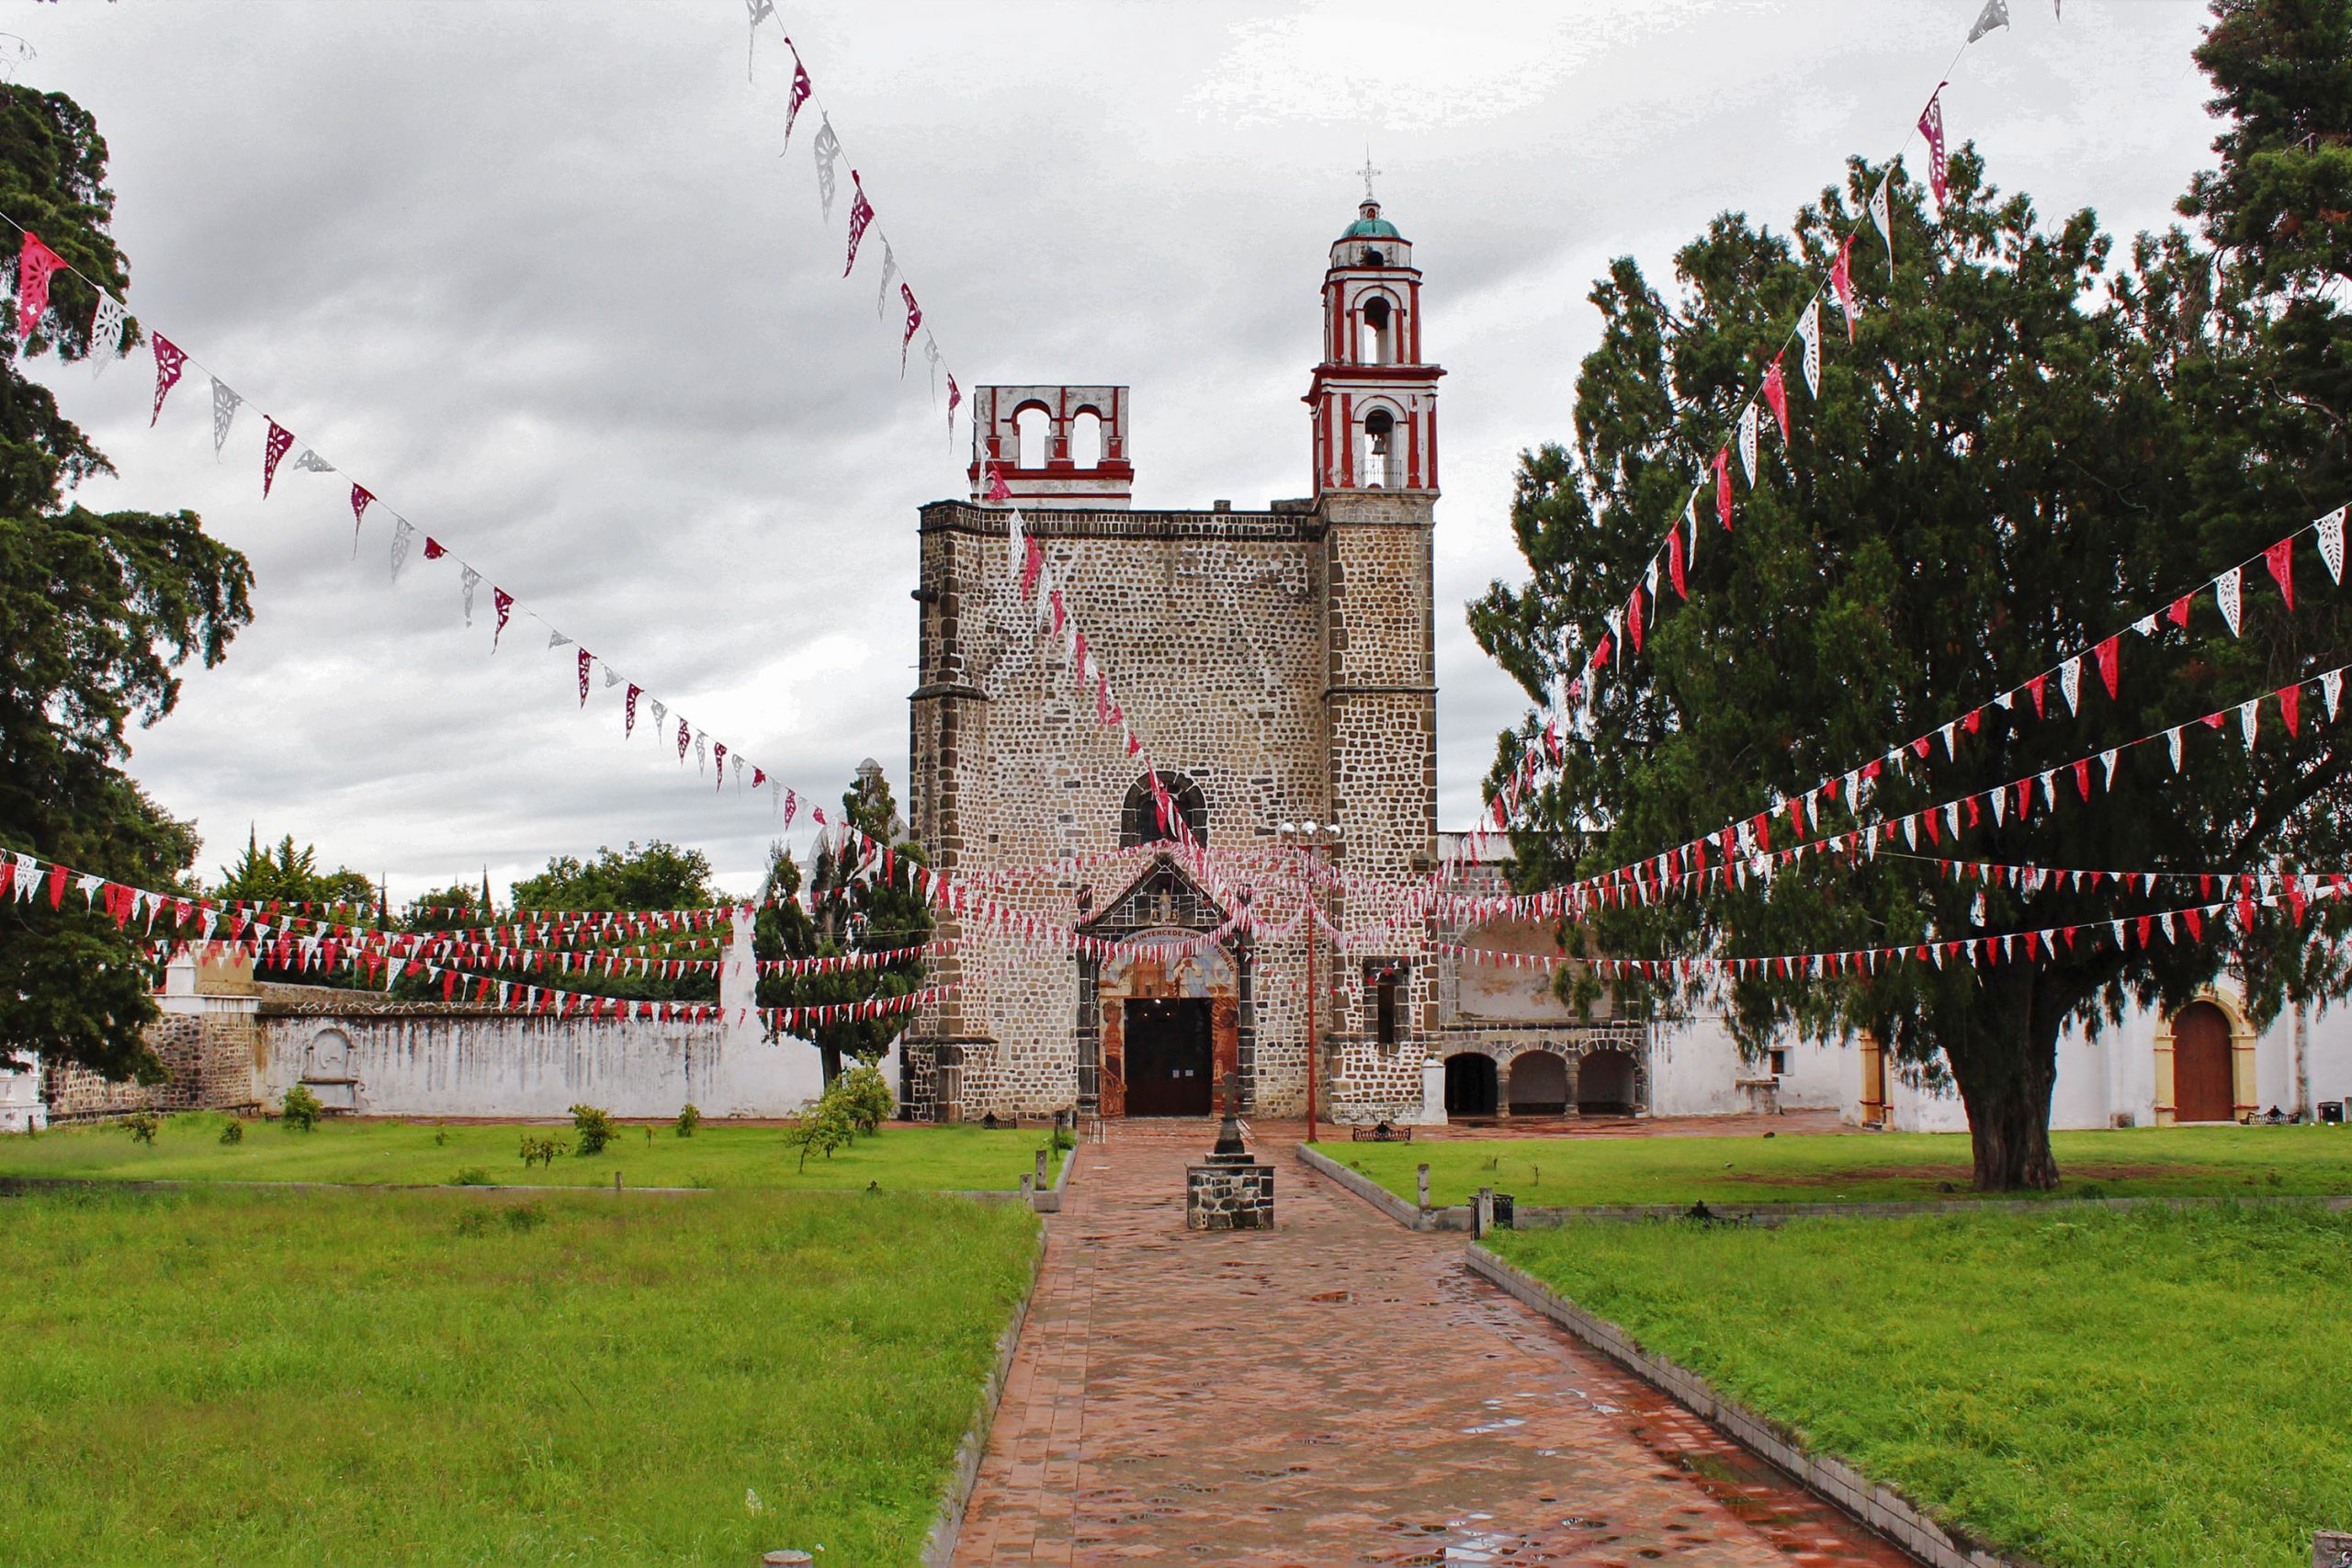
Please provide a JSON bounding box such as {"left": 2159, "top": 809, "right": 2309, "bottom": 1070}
{"left": 1306, "top": 179, "right": 1442, "bottom": 496}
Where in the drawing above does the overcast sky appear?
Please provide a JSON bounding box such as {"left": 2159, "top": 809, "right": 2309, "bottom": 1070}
{"left": 12, "top": 0, "right": 2224, "bottom": 901}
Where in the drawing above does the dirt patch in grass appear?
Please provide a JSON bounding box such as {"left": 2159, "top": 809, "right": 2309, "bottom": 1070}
{"left": 1720, "top": 1161, "right": 2203, "bottom": 1190}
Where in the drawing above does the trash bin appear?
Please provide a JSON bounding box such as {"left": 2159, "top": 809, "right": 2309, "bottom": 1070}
{"left": 1492, "top": 1193, "right": 1515, "bottom": 1231}
{"left": 2320, "top": 1100, "right": 2344, "bottom": 1125}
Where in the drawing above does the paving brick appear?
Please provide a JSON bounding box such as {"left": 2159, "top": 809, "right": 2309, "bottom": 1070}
{"left": 954, "top": 1121, "right": 1915, "bottom": 1566}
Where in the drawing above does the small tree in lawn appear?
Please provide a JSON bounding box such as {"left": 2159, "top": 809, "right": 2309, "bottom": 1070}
{"left": 754, "top": 762, "right": 933, "bottom": 1089}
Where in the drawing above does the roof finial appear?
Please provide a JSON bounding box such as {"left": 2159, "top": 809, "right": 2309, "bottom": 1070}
{"left": 1359, "top": 150, "right": 1381, "bottom": 208}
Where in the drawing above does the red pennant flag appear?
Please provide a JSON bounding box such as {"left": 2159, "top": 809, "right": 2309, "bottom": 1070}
{"left": 150, "top": 333, "right": 188, "bottom": 426}
{"left": 2182, "top": 907, "right": 2202, "bottom": 941}
{"left": 44, "top": 862, "right": 66, "bottom": 908}
{"left": 2073, "top": 757, "right": 2091, "bottom": 799}
{"left": 985, "top": 463, "right": 1012, "bottom": 502}
{"left": 899, "top": 284, "right": 922, "bottom": 370}
{"left": 2094, "top": 636, "right": 2120, "bottom": 699}
{"left": 1668, "top": 525, "right": 1687, "bottom": 600}
{"left": 2166, "top": 594, "right": 2191, "bottom": 628}
{"left": 1918, "top": 86, "right": 1949, "bottom": 207}
{"left": 1627, "top": 586, "right": 1644, "bottom": 655}
{"left": 14, "top": 232, "right": 65, "bottom": 343}
{"left": 1020, "top": 535, "right": 1044, "bottom": 600}
{"left": 577, "top": 648, "right": 593, "bottom": 705}
{"left": 2264, "top": 536, "right": 2294, "bottom": 610}
{"left": 423, "top": 536, "right": 446, "bottom": 559}
{"left": 713, "top": 741, "right": 728, "bottom": 789}
{"left": 350, "top": 484, "right": 373, "bottom": 531}
{"left": 2278, "top": 683, "right": 2300, "bottom": 737}
{"left": 1713, "top": 447, "right": 1733, "bottom": 529}
{"left": 492, "top": 588, "right": 514, "bottom": 645}
{"left": 1761, "top": 355, "right": 1791, "bottom": 441}
{"left": 2026, "top": 673, "right": 2047, "bottom": 718}
{"left": 842, "top": 173, "right": 874, "bottom": 276}
{"left": 1829, "top": 236, "right": 1859, "bottom": 340}
{"left": 262, "top": 421, "right": 296, "bottom": 497}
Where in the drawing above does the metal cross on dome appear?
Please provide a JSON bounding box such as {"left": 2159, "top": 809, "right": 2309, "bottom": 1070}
{"left": 1359, "top": 152, "right": 1381, "bottom": 205}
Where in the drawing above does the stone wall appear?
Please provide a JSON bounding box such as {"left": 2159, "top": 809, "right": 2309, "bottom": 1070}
{"left": 42, "top": 1010, "right": 260, "bottom": 1122}
{"left": 254, "top": 987, "right": 831, "bottom": 1120}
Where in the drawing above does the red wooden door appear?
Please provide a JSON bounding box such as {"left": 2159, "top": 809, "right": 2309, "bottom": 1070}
{"left": 2172, "top": 1002, "right": 2233, "bottom": 1123}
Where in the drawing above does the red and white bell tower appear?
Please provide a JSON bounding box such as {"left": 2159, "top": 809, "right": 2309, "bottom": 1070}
{"left": 1306, "top": 182, "right": 1442, "bottom": 497}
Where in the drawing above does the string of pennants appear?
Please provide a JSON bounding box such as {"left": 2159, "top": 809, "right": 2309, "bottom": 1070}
{"left": 1453, "top": 0, "right": 2026, "bottom": 878}
{"left": 1465, "top": 505, "right": 2348, "bottom": 919}
{"left": 1432, "top": 874, "right": 2345, "bottom": 984}
{"left": 743, "top": 4, "right": 962, "bottom": 441}
{"left": 0, "top": 235, "right": 1226, "bottom": 974}
{"left": 1442, "top": 659, "right": 2350, "bottom": 926}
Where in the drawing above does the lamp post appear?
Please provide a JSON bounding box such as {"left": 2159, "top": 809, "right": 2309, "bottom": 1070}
{"left": 1276, "top": 818, "right": 1341, "bottom": 1144}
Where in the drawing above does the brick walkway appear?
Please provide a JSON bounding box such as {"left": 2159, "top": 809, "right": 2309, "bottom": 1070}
{"left": 953, "top": 1121, "right": 1914, "bottom": 1566}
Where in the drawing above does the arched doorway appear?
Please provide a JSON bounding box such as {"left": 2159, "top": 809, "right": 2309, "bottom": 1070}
{"left": 2172, "top": 1001, "right": 2234, "bottom": 1123}
{"left": 1443, "top": 1053, "right": 1498, "bottom": 1118}
{"left": 1506, "top": 1050, "right": 1568, "bottom": 1115}
{"left": 1577, "top": 1048, "right": 1637, "bottom": 1116}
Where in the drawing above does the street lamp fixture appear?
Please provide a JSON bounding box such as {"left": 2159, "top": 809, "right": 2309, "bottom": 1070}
{"left": 1274, "top": 817, "right": 1342, "bottom": 1143}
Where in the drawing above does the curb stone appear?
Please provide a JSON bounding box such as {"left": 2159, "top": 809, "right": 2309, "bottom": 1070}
{"left": 1294, "top": 1148, "right": 2352, "bottom": 1231}
{"left": 1464, "top": 1243, "right": 2040, "bottom": 1568}
{"left": 920, "top": 1201, "right": 1051, "bottom": 1568}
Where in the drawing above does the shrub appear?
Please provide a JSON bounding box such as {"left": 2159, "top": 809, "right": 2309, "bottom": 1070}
{"left": 434, "top": 1128, "right": 449, "bottom": 1146}
{"left": 569, "top": 1104, "right": 618, "bottom": 1157}
{"left": 280, "top": 1085, "right": 322, "bottom": 1133}
{"left": 121, "top": 1111, "right": 161, "bottom": 1145}
{"left": 503, "top": 1202, "right": 548, "bottom": 1234}
{"left": 218, "top": 1120, "right": 244, "bottom": 1146}
{"left": 518, "top": 1134, "right": 568, "bottom": 1170}
{"left": 831, "top": 1063, "right": 895, "bottom": 1134}
{"left": 784, "top": 1098, "right": 853, "bottom": 1172}
{"left": 675, "top": 1102, "right": 701, "bottom": 1138}
{"left": 451, "top": 1167, "right": 492, "bottom": 1186}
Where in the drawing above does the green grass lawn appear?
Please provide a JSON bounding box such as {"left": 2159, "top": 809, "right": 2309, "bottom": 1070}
{"left": 1493, "top": 1203, "right": 2350, "bottom": 1568}
{"left": 0, "top": 1111, "right": 1063, "bottom": 1192}
{"left": 1335, "top": 1123, "right": 2352, "bottom": 1208}
{"left": 0, "top": 1183, "right": 1036, "bottom": 1566}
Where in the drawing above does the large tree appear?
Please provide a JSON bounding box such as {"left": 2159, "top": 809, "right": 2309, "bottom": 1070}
{"left": 0, "top": 85, "right": 253, "bottom": 1080}
{"left": 1473, "top": 111, "right": 2348, "bottom": 1187}
{"left": 754, "top": 766, "right": 933, "bottom": 1086}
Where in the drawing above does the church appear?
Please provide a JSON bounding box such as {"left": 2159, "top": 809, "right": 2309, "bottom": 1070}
{"left": 897, "top": 192, "right": 1649, "bottom": 1127}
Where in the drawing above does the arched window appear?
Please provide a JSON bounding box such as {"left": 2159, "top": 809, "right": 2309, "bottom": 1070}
{"left": 1069, "top": 409, "right": 1103, "bottom": 469}
{"left": 1361, "top": 296, "right": 1391, "bottom": 365}
{"left": 1119, "top": 771, "right": 1207, "bottom": 847}
{"left": 1014, "top": 404, "right": 1052, "bottom": 469}
{"left": 1361, "top": 407, "right": 1397, "bottom": 488}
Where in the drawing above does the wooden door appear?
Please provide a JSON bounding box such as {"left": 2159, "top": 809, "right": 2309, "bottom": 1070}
{"left": 1123, "top": 999, "right": 1212, "bottom": 1116}
{"left": 2172, "top": 1001, "right": 2234, "bottom": 1122}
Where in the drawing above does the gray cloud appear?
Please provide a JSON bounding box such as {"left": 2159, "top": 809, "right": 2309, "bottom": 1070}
{"left": 14, "top": 0, "right": 2223, "bottom": 900}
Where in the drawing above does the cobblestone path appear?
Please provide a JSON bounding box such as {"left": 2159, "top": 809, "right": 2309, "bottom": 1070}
{"left": 953, "top": 1121, "right": 1915, "bottom": 1566}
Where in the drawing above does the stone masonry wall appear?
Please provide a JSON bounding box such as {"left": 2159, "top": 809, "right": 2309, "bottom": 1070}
{"left": 43, "top": 1013, "right": 260, "bottom": 1122}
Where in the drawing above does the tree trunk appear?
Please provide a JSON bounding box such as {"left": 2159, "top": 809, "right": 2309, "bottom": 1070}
{"left": 1942, "top": 973, "right": 2063, "bottom": 1192}
{"left": 819, "top": 1040, "right": 843, "bottom": 1087}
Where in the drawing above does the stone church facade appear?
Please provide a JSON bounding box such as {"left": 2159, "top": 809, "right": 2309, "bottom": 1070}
{"left": 899, "top": 195, "right": 1652, "bottom": 1124}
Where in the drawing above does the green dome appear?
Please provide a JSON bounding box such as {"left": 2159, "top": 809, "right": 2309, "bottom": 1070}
{"left": 1341, "top": 213, "right": 1401, "bottom": 240}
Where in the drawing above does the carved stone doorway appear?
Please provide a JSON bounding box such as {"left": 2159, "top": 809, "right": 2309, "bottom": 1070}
{"left": 1124, "top": 998, "right": 1214, "bottom": 1116}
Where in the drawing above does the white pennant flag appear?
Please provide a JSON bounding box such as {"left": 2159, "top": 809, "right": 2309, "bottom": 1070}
{"left": 1685, "top": 493, "right": 1700, "bottom": 566}
{"left": 2240, "top": 698, "right": 2260, "bottom": 750}
{"left": 290, "top": 449, "right": 336, "bottom": 473}
{"left": 1006, "top": 508, "right": 1025, "bottom": 586}
{"left": 2217, "top": 566, "right": 2243, "bottom": 636}
{"left": 876, "top": 241, "right": 898, "bottom": 321}
{"left": 89, "top": 292, "right": 127, "bottom": 375}
{"left": 2158, "top": 911, "right": 2175, "bottom": 942}
{"left": 2167, "top": 726, "right": 2185, "bottom": 772}
{"left": 1797, "top": 299, "right": 1822, "bottom": 398}
{"left": 2132, "top": 614, "right": 2159, "bottom": 637}
{"left": 1737, "top": 400, "right": 1759, "bottom": 484}
{"left": 2318, "top": 507, "right": 2346, "bottom": 585}
{"left": 2040, "top": 770, "right": 2058, "bottom": 811}
{"left": 2060, "top": 656, "right": 2082, "bottom": 716}
{"left": 649, "top": 697, "right": 667, "bottom": 735}
{"left": 812, "top": 118, "right": 842, "bottom": 220}
{"left": 1868, "top": 179, "right": 1894, "bottom": 268}
{"left": 2100, "top": 748, "right": 2120, "bottom": 788}
{"left": 546, "top": 627, "right": 571, "bottom": 651}
{"left": 1968, "top": 0, "right": 2010, "bottom": 41}
{"left": 1644, "top": 556, "right": 1659, "bottom": 600}
{"left": 2323, "top": 670, "right": 2343, "bottom": 721}
{"left": 390, "top": 518, "right": 414, "bottom": 581}
{"left": 210, "top": 378, "right": 241, "bottom": 457}
{"left": 459, "top": 565, "right": 481, "bottom": 625}
{"left": 1940, "top": 721, "right": 1958, "bottom": 759}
